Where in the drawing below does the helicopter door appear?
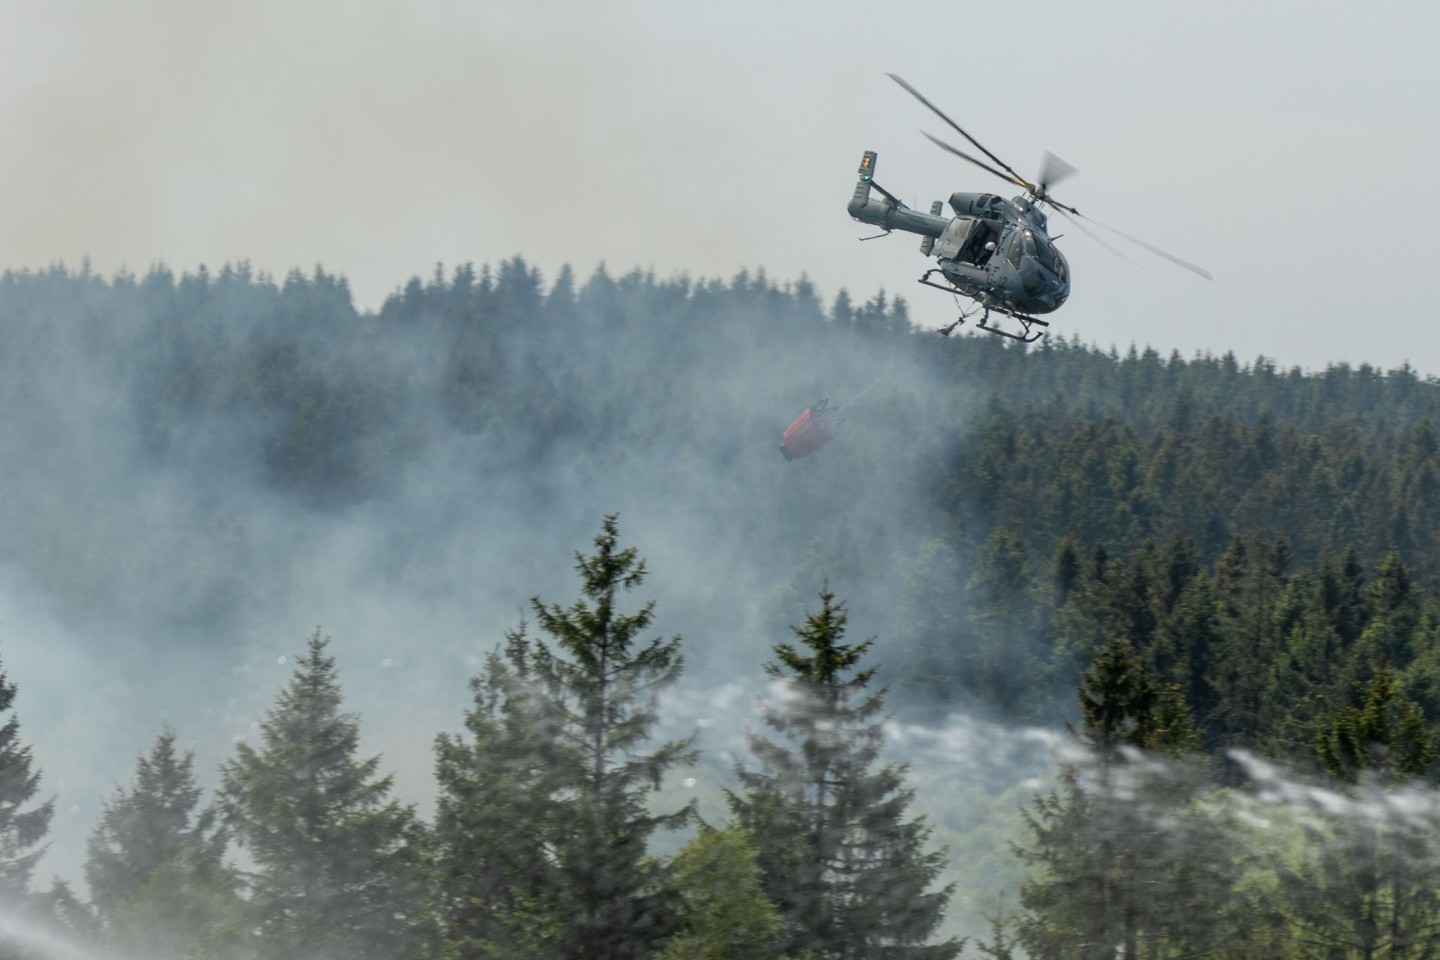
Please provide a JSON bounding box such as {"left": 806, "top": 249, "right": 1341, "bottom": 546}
{"left": 966, "top": 221, "right": 1001, "bottom": 266}
{"left": 931, "top": 218, "right": 980, "bottom": 262}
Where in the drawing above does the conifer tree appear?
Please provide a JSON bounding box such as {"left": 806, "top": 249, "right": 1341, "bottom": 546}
{"left": 1279, "top": 668, "right": 1440, "bottom": 960}
{"left": 971, "top": 897, "right": 1019, "bottom": 960}
{"left": 659, "top": 829, "right": 783, "bottom": 960}
{"left": 1318, "top": 666, "right": 1434, "bottom": 785}
{"left": 220, "top": 630, "right": 431, "bottom": 960}
{"left": 432, "top": 628, "right": 568, "bottom": 958}
{"left": 85, "top": 727, "right": 239, "bottom": 958}
{"left": 964, "top": 528, "right": 1040, "bottom": 712}
{"left": 730, "top": 588, "right": 960, "bottom": 960}
{"left": 1209, "top": 536, "right": 1291, "bottom": 744}
{"left": 433, "top": 515, "right": 697, "bottom": 960}
{"left": 0, "top": 653, "right": 52, "bottom": 909}
{"left": 0, "top": 653, "right": 56, "bottom": 960}
{"left": 36, "top": 880, "right": 100, "bottom": 947}
{"left": 1018, "top": 637, "right": 1234, "bottom": 960}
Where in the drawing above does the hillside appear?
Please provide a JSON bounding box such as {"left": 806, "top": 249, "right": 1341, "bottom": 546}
{"left": 5, "top": 260, "right": 1440, "bottom": 753}
{"left": 7, "top": 259, "right": 1440, "bottom": 956}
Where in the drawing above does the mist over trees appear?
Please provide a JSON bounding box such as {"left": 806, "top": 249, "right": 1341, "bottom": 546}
{"left": 85, "top": 728, "right": 237, "bottom": 958}
{"left": 8, "top": 257, "right": 1440, "bottom": 955}
{"left": 729, "top": 589, "right": 960, "bottom": 959}
{"left": 10, "top": 259, "right": 1440, "bottom": 711}
{"left": 218, "top": 631, "right": 431, "bottom": 960}
{"left": 433, "top": 517, "right": 696, "bottom": 959}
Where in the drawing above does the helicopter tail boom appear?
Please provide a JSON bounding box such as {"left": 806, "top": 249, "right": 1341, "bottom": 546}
{"left": 848, "top": 151, "right": 949, "bottom": 238}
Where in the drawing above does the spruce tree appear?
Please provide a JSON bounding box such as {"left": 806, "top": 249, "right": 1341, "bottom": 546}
{"left": 433, "top": 515, "right": 696, "bottom": 960}
{"left": 730, "top": 588, "right": 960, "bottom": 960}
{"left": 658, "top": 829, "right": 783, "bottom": 960}
{"left": 0, "top": 653, "right": 54, "bottom": 960}
{"left": 1018, "top": 637, "right": 1234, "bottom": 960}
{"left": 0, "top": 660, "right": 51, "bottom": 902}
{"left": 432, "top": 628, "right": 568, "bottom": 958}
{"left": 1209, "top": 536, "right": 1284, "bottom": 742}
{"left": 1279, "top": 668, "right": 1440, "bottom": 959}
{"left": 0, "top": 663, "right": 48, "bottom": 935}
{"left": 220, "top": 630, "right": 431, "bottom": 960}
{"left": 971, "top": 898, "right": 1019, "bottom": 960}
{"left": 963, "top": 528, "right": 1041, "bottom": 712}
{"left": 85, "top": 727, "right": 239, "bottom": 958}
{"left": 1319, "top": 665, "right": 1434, "bottom": 785}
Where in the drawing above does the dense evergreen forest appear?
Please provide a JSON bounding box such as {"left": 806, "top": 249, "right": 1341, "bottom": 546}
{"left": 4, "top": 259, "right": 1440, "bottom": 957}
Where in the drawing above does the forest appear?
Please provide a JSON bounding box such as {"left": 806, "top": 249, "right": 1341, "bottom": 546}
{"left": 2, "top": 259, "right": 1440, "bottom": 958}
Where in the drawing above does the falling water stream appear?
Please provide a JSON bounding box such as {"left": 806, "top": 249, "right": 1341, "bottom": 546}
{"left": 0, "top": 910, "right": 123, "bottom": 960}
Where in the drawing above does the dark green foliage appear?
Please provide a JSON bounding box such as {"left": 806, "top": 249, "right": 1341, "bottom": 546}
{"left": 1273, "top": 672, "right": 1440, "bottom": 960}
{"left": 962, "top": 529, "right": 1043, "bottom": 711}
{"left": 0, "top": 658, "right": 52, "bottom": 901}
{"left": 432, "top": 628, "right": 568, "bottom": 959}
{"left": 1018, "top": 531, "right": 1440, "bottom": 768}
{"left": 1077, "top": 637, "right": 1198, "bottom": 757}
{"left": 0, "top": 652, "right": 59, "bottom": 960}
{"left": 971, "top": 903, "right": 1019, "bottom": 960}
{"left": 730, "top": 589, "right": 961, "bottom": 960}
{"left": 85, "top": 727, "right": 239, "bottom": 957}
{"left": 659, "top": 829, "right": 784, "bottom": 960}
{"left": 1018, "top": 639, "right": 1236, "bottom": 960}
{"left": 432, "top": 516, "right": 697, "bottom": 960}
{"left": 16, "top": 259, "right": 1440, "bottom": 728}
{"left": 219, "top": 630, "right": 431, "bottom": 960}
{"left": 936, "top": 348, "right": 1440, "bottom": 592}
{"left": 1318, "top": 667, "right": 1434, "bottom": 785}
{"left": 23, "top": 256, "right": 1440, "bottom": 952}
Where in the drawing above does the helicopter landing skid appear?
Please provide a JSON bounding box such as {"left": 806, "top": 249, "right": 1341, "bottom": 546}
{"left": 918, "top": 270, "right": 1050, "bottom": 343}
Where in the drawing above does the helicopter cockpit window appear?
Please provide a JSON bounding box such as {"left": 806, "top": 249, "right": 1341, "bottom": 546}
{"left": 1006, "top": 231, "right": 1025, "bottom": 269}
{"left": 1031, "top": 233, "right": 1062, "bottom": 275}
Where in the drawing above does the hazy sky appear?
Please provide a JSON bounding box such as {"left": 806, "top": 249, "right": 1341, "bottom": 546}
{"left": 3, "top": 0, "right": 1437, "bottom": 371}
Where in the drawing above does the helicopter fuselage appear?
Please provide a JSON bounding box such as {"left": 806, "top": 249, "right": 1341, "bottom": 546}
{"left": 848, "top": 155, "right": 1070, "bottom": 318}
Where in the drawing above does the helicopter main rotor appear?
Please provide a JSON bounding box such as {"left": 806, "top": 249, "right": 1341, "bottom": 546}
{"left": 888, "top": 73, "right": 1212, "bottom": 281}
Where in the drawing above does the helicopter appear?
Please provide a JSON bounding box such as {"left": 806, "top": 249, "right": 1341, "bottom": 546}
{"left": 848, "top": 73, "right": 1211, "bottom": 342}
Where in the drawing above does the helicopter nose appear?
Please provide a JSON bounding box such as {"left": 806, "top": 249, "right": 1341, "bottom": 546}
{"left": 1022, "top": 274, "right": 1067, "bottom": 311}
{"left": 1024, "top": 259, "right": 1068, "bottom": 308}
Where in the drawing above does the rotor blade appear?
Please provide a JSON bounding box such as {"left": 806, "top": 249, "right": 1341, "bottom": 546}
{"left": 1044, "top": 196, "right": 1080, "bottom": 216}
{"left": 922, "top": 132, "right": 1028, "bottom": 189}
{"left": 1054, "top": 204, "right": 1212, "bottom": 280}
{"left": 888, "top": 73, "right": 1033, "bottom": 190}
{"left": 1049, "top": 206, "right": 1133, "bottom": 263}
{"left": 1089, "top": 217, "right": 1213, "bottom": 280}
{"left": 1037, "top": 151, "right": 1077, "bottom": 195}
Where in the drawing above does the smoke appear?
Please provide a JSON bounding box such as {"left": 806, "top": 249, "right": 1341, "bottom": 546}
{"left": 1231, "top": 748, "right": 1440, "bottom": 834}
{"left": 0, "top": 906, "right": 113, "bottom": 960}
{"left": 648, "top": 669, "right": 1066, "bottom": 941}
{"left": 0, "top": 261, "right": 1012, "bottom": 908}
